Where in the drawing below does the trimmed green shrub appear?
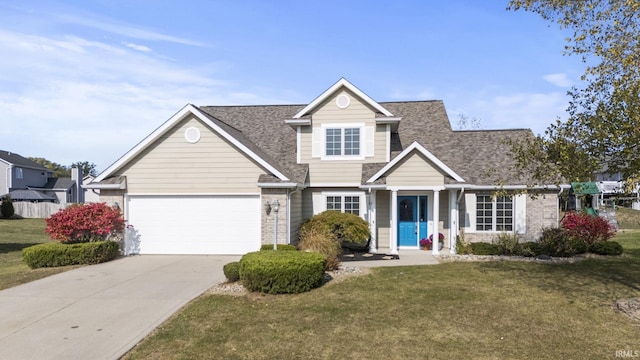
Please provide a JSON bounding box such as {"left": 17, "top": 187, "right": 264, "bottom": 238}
{"left": 589, "top": 241, "right": 623, "bottom": 256}
{"left": 223, "top": 262, "right": 241, "bottom": 282}
{"left": 239, "top": 250, "right": 327, "bottom": 294}
{"left": 299, "top": 211, "right": 370, "bottom": 246}
{"left": 22, "top": 241, "right": 120, "bottom": 269}
{"left": 469, "top": 242, "right": 501, "bottom": 255}
{"left": 493, "top": 233, "right": 520, "bottom": 255}
{"left": 538, "top": 227, "right": 580, "bottom": 257}
{"left": 519, "top": 242, "right": 544, "bottom": 257}
{"left": 571, "top": 238, "right": 589, "bottom": 255}
{"left": 260, "top": 244, "right": 297, "bottom": 251}
{"left": 1, "top": 196, "right": 15, "bottom": 219}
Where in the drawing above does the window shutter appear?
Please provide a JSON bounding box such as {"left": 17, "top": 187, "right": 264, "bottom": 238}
{"left": 515, "top": 194, "right": 527, "bottom": 234}
{"left": 464, "top": 193, "right": 476, "bottom": 231}
{"left": 365, "top": 126, "right": 374, "bottom": 157}
{"left": 312, "top": 128, "right": 323, "bottom": 158}
{"left": 312, "top": 192, "right": 325, "bottom": 214}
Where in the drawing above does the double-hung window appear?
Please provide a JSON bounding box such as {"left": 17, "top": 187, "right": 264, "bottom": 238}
{"left": 476, "top": 194, "right": 513, "bottom": 231}
{"left": 326, "top": 195, "right": 360, "bottom": 216}
{"left": 324, "top": 127, "right": 360, "bottom": 157}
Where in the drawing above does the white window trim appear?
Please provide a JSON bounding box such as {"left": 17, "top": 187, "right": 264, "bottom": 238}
{"left": 321, "top": 191, "right": 366, "bottom": 218}
{"left": 320, "top": 123, "right": 365, "bottom": 161}
{"left": 474, "top": 194, "right": 515, "bottom": 233}
{"left": 15, "top": 168, "right": 23, "bottom": 179}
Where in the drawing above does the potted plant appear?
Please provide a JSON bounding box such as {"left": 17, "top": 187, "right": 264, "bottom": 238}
{"left": 419, "top": 237, "right": 432, "bottom": 250}
{"left": 420, "top": 233, "right": 444, "bottom": 250}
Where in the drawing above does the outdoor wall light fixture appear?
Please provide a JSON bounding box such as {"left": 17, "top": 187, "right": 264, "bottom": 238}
{"left": 264, "top": 200, "right": 280, "bottom": 250}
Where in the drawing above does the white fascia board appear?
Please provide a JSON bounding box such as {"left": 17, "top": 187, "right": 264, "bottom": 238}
{"left": 388, "top": 186, "right": 446, "bottom": 191}
{"left": 305, "top": 182, "right": 362, "bottom": 187}
{"left": 284, "top": 119, "right": 311, "bottom": 126}
{"left": 95, "top": 104, "right": 289, "bottom": 183}
{"left": 367, "top": 141, "right": 465, "bottom": 183}
{"left": 94, "top": 104, "right": 195, "bottom": 183}
{"left": 445, "top": 184, "right": 570, "bottom": 190}
{"left": 84, "top": 183, "right": 126, "bottom": 190}
{"left": 126, "top": 192, "right": 259, "bottom": 196}
{"left": 375, "top": 117, "right": 402, "bottom": 124}
{"left": 256, "top": 182, "right": 299, "bottom": 188}
{"left": 293, "top": 78, "right": 394, "bottom": 119}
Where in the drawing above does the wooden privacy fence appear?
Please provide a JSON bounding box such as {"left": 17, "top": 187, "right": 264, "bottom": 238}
{"left": 13, "top": 202, "right": 68, "bottom": 218}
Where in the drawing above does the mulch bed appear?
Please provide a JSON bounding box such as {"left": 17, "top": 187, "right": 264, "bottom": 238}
{"left": 340, "top": 251, "right": 399, "bottom": 262}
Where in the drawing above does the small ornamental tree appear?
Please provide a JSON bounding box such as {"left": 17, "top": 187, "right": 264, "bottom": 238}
{"left": 1, "top": 196, "right": 15, "bottom": 219}
{"left": 45, "top": 203, "right": 125, "bottom": 243}
{"left": 561, "top": 211, "right": 615, "bottom": 245}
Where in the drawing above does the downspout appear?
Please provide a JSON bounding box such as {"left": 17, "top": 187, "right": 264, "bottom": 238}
{"left": 456, "top": 186, "right": 465, "bottom": 203}
{"left": 5, "top": 166, "right": 12, "bottom": 194}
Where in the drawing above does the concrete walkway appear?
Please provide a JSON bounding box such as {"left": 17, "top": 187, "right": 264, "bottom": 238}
{"left": 355, "top": 249, "right": 441, "bottom": 267}
{"left": 0, "top": 255, "right": 240, "bottom": 360}
{"left": 0, "top": 251, "right": 439, "bottom": 360}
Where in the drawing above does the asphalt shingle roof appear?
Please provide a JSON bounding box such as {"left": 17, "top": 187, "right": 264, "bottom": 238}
{"left": 1, "top": 189, "right": 57, "bottom": 202}
{"left": 41, "top": 177, "right": 75, "bottom": 190}
{"left": 201, "top": 100, "right": 533, "bottom": 186}
{"left": 0, "top": 150, "right": 50, "bottom": 172}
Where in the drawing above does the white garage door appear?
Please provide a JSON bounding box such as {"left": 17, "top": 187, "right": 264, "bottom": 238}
{"left": 126, "top": 195, "right": 261, "bottom": 255}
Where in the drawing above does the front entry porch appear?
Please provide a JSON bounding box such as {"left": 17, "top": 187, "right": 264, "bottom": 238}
{"left": 366, "top": 188, "right": 459, "bottom": 256}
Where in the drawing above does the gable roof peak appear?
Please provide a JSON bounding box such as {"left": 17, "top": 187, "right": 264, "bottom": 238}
{"left": 293, "top": 78, "right": 394, "bottom": 119}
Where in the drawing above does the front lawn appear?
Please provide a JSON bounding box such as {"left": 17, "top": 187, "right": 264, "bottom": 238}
{"left": 123, "top": 232, "right": 640, "bottom": 360}
{"left": 0, "top": 218, "right": 77, "bottom": 290}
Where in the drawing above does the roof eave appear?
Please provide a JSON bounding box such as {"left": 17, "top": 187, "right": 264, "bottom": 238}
{"left": 293, "top": 78, "right": 394, "bottom": 119}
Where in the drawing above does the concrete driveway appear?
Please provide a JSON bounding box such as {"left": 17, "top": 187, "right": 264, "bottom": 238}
{"left": 0, "top": 255, "right": 240, "bottom": 360}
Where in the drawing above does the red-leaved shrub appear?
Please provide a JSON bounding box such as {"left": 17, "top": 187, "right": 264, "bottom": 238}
{"left": 561, "top": 211, "right": 615, "bottom": 245}
{"left": 46, "top": 203, "right": 125, "bottom": 243}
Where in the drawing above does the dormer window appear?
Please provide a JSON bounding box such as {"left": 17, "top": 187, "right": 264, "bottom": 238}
{"left": 321, "top": 124, "right": 364, "bottom": 160}
{"left": 326, "top": 127, "right": 360, "bottom": 156}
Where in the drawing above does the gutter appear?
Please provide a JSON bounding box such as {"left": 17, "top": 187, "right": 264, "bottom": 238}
{"left": 84, "top": 183, "right": 126, "bottom": 190}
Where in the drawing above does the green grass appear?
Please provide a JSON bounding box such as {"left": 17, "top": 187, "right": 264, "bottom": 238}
{"left": 616, "top": 207, "right": 640, "bottom": 229}
{"left": 123, "top": 232, "right": 640, "bottom": 360}
{"left": 0, "top": 218, "right": 77, "bottom": 290}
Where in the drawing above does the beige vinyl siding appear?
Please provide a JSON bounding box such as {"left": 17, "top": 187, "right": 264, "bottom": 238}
{"left": 289, "top": 190, "right": 303, "bottom": 244}
{"left": 299, "top": 127, "right": 312, "bottom": 162}
{"left": 301, "top": 188, "right": 314, "bottom": 220}
{"left": 376, "top": 191, "right": 390, "bottom": 248}
{"left": 117, "top": 116, "right": 266, "bottom": 194}
{"left": 312, "top": 89, "right": 376, "bottom": 124}
{"left": 298, "top": 89, "right": 388, "bottom": 164}
{"left": 307, "top": 162, "right": 362, "bottom": 184}
{"left": 385, "top": 152, "right": 445, "bottom": 187}
{"left": 374, "top": 124, "right": 388, "bottom": 162}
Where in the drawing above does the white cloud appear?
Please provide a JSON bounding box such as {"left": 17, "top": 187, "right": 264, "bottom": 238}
{"left": 0, "top": 29, "right": 278, "bottom": 171}
{"left": 543, "top": 73, "right": 572, "bottom": 87}
{"left": 123, "top": 42, "right": 152, "bottom": 52}
{"left": 56, "top": 13, "right": 206, "bottom": 47}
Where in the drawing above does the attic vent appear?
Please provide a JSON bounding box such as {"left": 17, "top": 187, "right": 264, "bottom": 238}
{"left": 184, "top": 126, "right": 201, "bottom": 143}
{"left": 336, "top": 94, "right": 350, "bottom": 109}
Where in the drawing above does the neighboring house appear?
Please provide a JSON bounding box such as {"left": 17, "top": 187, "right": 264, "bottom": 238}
{"left": 0, "top": 150, "right": 84, "bottom": 205}
{"left": 89, "top": 79, "right": 564, "bottom": 256}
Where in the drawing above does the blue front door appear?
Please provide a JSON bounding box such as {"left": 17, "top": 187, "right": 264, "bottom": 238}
{"left": 398, "top": 196, "right": 428, "bottom": 247}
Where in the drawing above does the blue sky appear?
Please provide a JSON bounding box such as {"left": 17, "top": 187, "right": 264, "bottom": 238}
{"left": 0, "top": 0, "right": 586, "bottom": 172}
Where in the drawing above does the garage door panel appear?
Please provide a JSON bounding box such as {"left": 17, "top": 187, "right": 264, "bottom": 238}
{"left": 127, "top": 195, "right": 260, "bottom": 255}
